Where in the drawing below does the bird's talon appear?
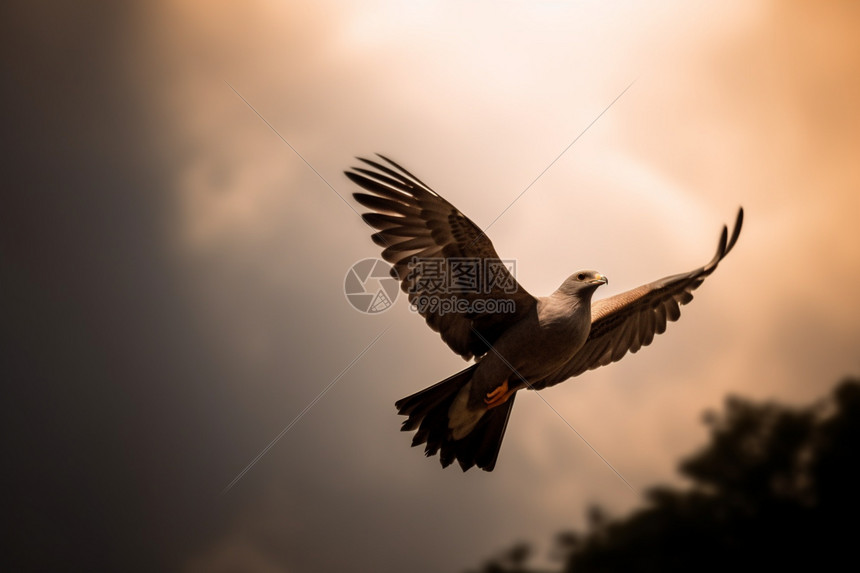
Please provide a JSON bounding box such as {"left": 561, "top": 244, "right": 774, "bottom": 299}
{"left": 484, "top": 381, "right": 513, "bottom": 409}
{"left": 485, "top": 380, "right": 509, "bottom": 400}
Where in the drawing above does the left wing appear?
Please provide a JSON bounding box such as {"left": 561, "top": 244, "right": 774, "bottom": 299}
{"left": 536, "top": 208, "right": 743, "bottom": 388}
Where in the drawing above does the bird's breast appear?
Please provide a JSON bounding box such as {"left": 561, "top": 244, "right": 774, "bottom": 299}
{"left": 487, "top": 303, "right": 591, "bottom": 383}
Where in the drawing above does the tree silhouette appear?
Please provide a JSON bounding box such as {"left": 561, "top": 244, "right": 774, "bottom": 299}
{"left": 467, "top": 378, "right": 860, "bottom": 572}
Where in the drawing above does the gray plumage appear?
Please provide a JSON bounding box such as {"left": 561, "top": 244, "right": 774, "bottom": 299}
{"left": 347, "top": 154, "right": 743, "bottom": 472}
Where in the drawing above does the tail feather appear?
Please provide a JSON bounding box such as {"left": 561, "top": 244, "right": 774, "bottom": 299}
{"left": 395, "top": 365, "right": 477, "bottom": 430}
{"left": 395, "top": 365, "right": 516, "bottom": 472}
{"left": 439, "top": 394, "right": 516, "bottom": 471}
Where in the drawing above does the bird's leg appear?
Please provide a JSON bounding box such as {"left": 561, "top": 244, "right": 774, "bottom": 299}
{"left": 484, "top": 379, "right": 515, "bottom": 409}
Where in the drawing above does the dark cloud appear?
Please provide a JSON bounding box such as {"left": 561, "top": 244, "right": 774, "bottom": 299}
{"left": 2, "top": 2, "right": 247, "bottom": 570}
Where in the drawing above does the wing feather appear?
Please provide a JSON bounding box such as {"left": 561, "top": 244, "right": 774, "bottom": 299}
{"left": 362, "top": 213, "right": 426, "bottom": 230}
{"left": 353, "top": 193, "right": 421, "bottom": 216}
{"left": 655, "top": 302, "right": 668, "bottom": 334}
{"left": 641, "top": 310, "right": 655, "bottom": 348}
{"left": 628, "top": 313, "right": 643, "bottom": 354}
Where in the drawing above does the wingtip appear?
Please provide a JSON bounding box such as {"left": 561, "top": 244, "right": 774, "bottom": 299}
{"left": 375, "top": 153, "right": 402, "bottom": 172}
{"left": 355, "top": 156, "right": 381, "bottom": 171}
{"left": 344, "top": 170, "right": 364, "bottom": 186}
{"left": 725, "top": 206, "right": 744, "bottom": 256}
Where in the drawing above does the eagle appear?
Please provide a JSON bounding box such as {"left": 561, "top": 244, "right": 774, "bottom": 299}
{"left": 346, "top": 155, "right": 743, "bottom": 472}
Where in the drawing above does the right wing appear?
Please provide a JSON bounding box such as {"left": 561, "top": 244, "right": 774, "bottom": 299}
{"left": 346, "top": 155, "right": 537, "bottom": 360}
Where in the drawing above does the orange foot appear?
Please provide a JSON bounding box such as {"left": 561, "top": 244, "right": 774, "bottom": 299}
{"left": 484, "top": 380, "right": 515, "bottom": 409}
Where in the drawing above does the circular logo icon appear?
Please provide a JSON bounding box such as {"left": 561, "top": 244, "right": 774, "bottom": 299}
{"left": 344, "top": 258, "right": 400, "bottom": 314}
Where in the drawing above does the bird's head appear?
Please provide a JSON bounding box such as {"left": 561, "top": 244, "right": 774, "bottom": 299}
{"left": 556, "top": 270, "right": 608, "bottom": 297}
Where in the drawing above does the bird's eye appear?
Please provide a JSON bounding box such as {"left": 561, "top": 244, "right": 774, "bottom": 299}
{"left": 576, "top": 273, "right": 586, "bottom": 281}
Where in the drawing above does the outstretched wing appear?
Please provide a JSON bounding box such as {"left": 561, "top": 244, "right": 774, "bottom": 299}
{"left": 537, "top": 208, "right": 743, "bottom": 388}
{"left": 346, "top": 155, "right": 537, "bottom": 360}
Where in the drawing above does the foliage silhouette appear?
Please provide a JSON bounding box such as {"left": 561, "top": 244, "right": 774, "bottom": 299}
{"left": 467, "top": 378, "right": 860, "bottom": 572}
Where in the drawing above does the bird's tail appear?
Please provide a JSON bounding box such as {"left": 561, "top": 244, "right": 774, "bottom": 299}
{"left": 395, "top": 365, "right": 516, "bottom": 472}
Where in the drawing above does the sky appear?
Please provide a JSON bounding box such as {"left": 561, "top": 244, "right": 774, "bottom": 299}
{"left": 2, "top": 1, "right": 859, "bottom": 571}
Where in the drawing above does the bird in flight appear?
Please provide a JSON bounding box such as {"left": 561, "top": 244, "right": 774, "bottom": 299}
{"left": 346, "top": 155, "right": 743, "bottom": 472}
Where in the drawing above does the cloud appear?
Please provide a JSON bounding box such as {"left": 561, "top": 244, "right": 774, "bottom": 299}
{"left": 9, "top": 1, "right": 857, "bottom": 571}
